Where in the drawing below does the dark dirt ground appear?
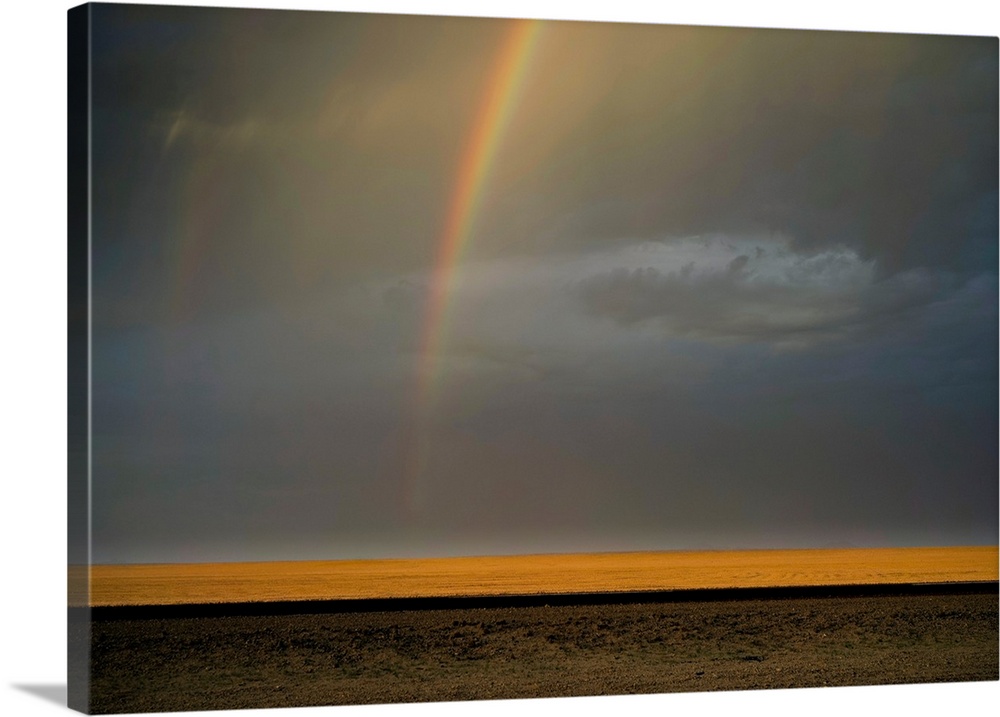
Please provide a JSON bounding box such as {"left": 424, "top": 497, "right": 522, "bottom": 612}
{"left": 83, "top": 591, "right": 998, "bottom": 714}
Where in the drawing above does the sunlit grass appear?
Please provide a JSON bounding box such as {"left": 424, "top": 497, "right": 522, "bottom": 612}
{"left": 83, "top": 545, "right": 998, "bottom": 607}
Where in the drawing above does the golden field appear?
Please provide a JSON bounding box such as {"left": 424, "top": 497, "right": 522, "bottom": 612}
{"left": 80, "top": 546, "right": 998, "bottom": 607}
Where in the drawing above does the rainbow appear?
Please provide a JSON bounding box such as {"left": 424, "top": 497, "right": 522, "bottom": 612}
{"left": 405, "top": 18, "right": 544, "bottom": 512}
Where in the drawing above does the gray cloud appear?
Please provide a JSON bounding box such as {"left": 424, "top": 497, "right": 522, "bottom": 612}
{"left": 574, "top": 236, "right": 981, "bottom": 349}
{"left": 577, "top": 239, "right": 861, "bottom": 345}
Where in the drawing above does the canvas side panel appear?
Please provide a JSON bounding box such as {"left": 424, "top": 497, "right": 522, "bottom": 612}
{"left": 68, "top": 3, "right": 92, "bottom": 714}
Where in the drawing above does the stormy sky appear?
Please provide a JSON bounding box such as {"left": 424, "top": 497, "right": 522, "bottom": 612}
{"left": 83, "top": 3, "right": 997, "bottom": 563}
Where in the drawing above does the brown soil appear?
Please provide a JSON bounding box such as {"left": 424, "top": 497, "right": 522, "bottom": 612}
{"left": 85, "top": 592, "right": 998, "bottom": 714}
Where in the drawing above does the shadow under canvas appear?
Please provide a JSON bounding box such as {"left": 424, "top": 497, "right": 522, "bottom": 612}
{"left": 11, "top": 684, "right": 68, "bottom": 708}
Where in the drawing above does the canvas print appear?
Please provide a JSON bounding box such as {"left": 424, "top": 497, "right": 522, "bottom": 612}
{"left": 68, "top": 2, "right": 999, "bottom": 714}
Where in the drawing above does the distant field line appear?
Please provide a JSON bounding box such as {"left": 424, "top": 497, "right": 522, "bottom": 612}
{"left": 83, "top": 546, "right": 999, "bottom": 607}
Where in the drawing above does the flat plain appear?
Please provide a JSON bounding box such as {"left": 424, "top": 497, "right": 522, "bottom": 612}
{"left": 79, "top": 547, "right": 999, "bottom": 713}
{"left": 85, "top": 546, "right": 998, "bottom": 606}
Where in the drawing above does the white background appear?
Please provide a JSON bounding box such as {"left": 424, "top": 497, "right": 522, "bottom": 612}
{"left": 1, "top": 1, "right": 997, "bottom": 716}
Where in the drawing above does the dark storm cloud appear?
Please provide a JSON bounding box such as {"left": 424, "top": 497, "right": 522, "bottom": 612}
{"left": 87, "top": 5, "right": 997, "bottom": 562}
{"left": 89, "top": 7, "right": 997, "bottom": 333}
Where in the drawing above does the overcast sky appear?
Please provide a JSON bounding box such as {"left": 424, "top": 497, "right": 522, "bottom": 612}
{"left": 81, "top": 3, "right": 997, "bottom": 563}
